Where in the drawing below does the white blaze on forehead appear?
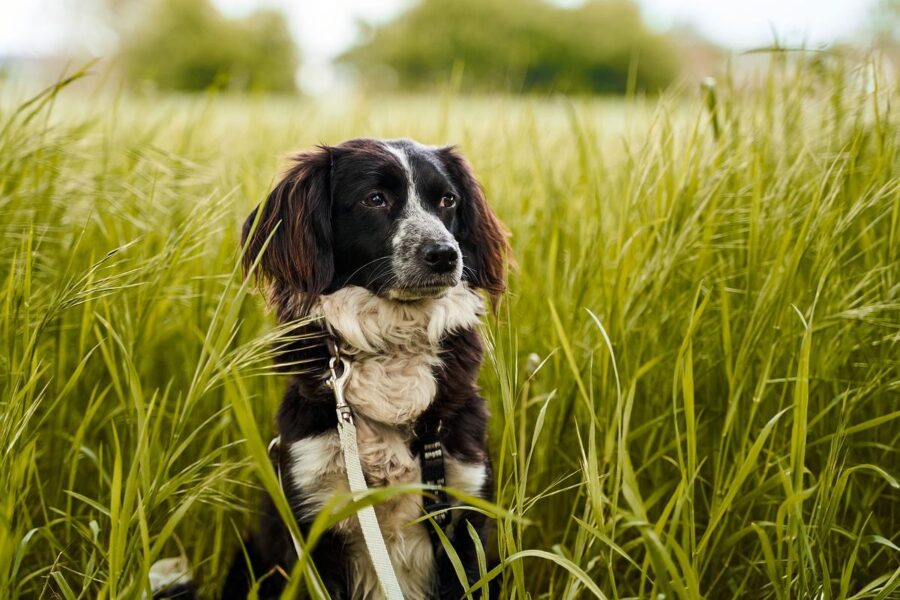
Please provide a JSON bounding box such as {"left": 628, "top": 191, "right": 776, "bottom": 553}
{"left": 384, "top": 143, "right": 418, "bottom": 206}
{"left": 383, "top": 143, "right": 456, "bottom": 248}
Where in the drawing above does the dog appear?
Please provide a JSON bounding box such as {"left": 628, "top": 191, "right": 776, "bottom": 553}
{"left": 213, "top": 138, "right": 508, "bottom": 599}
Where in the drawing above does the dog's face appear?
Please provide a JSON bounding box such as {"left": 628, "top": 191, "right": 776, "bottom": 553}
{"left": 243, "top": 138, "right": 507, "bottom": 310}
{"left": 331, "top": 139, "right": 465, "bottom": 300}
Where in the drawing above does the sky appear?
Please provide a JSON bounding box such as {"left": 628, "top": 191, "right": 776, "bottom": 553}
{"left": 0, "top": 0, "right": 883, "bottom": 92}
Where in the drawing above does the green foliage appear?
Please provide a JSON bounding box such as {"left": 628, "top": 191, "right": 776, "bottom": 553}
{"left": 120, "top": 0, "right": 298, "bottom": 93}
{"left": 341, "top": 0, "right": 679, "bottom": 93}
{"left": 1, "top": 55, "right": 898, "bottom": 598}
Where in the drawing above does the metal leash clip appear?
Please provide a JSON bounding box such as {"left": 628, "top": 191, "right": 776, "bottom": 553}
{"left": 327, "top": 356, "right": 353, "bottom": 425}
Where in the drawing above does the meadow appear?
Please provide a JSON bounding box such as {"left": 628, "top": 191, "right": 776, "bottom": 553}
{"left": 1, "top": 56, "right": 898, "bottom": 599}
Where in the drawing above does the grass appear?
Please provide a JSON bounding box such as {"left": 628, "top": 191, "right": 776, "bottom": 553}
{"left": 1, "top": 54, "right": 898, "bottom": 598}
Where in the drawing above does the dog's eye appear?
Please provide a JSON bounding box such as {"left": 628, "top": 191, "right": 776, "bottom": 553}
{"left": 439, "top": 193, "right": 457, "bottom": 209}
{"left": 361, "top": 193, "right": 387, "bottom": 208}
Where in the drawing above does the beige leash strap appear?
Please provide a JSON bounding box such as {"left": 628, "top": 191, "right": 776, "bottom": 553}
{"left": 328, "top": 356, "right": 405, "bottom": 600}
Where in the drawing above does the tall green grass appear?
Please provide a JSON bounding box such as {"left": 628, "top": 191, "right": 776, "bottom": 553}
{"left": 1, "top": 55, "right": 897, "bottom": 598}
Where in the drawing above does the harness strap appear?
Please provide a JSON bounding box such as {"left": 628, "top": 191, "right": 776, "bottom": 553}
{"left": 413, "top": 414, "right": 452, "bottom": 549}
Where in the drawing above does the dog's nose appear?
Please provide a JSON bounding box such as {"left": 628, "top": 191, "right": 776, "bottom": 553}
{"left": 421, "top": 242, "right": 459, "bottom": 273}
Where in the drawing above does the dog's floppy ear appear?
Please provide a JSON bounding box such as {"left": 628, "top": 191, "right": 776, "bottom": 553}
{"left": 439, "top": 146, "right": 509, "bottom": 300}
{"left": 242, "top": 146, "right": 334, "bottom": 302}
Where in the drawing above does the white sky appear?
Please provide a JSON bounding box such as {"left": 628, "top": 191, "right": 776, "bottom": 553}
{"left": 0, "top": 0, "right": 881, "bottom": 91}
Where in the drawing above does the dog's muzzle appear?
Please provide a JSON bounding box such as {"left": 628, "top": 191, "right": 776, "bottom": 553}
{"left": 389, "top": 215, "right": 463, "bottom": 300}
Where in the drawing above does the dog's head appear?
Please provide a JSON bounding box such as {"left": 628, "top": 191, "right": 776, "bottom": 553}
{"left": 242, "top": 138, "right": 507, "bottom": 314}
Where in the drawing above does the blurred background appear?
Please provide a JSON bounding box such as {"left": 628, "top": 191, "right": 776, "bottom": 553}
{"left": 2, "top": 3, "right": 898, "bottom": 598}
{"left": 1, "top": 0, "right": 897, "bottom": 96}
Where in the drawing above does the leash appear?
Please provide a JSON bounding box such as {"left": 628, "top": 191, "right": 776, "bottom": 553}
{"left": 268, "top": 341, "right": 453, "bottom": 599}
{"left": 267, "top": 357, "right": 405, "bottom": 599}
{"left": 327, "top": 354, "right": 406, "bottom": 600}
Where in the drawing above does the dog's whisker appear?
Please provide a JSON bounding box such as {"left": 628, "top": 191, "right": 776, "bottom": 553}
{"left": 344, "top": 255, "right": 393, "bottom": 285}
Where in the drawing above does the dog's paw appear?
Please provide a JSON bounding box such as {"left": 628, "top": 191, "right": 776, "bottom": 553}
{"left": 146, "top": 556, "right": 197, "bottom": 599}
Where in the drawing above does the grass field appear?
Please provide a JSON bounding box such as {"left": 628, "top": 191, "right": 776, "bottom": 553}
{"left": 1, "top": 56, "right": 898, "bottom": 599}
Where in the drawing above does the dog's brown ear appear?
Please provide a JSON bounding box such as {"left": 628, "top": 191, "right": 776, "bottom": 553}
{"left": 242, "top": 146, "right": 333, "bottom": 302}
{"left": 439, "top": 146, "right": 509, "bottom": 301}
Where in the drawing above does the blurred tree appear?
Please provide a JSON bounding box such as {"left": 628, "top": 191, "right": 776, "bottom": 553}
{"left": 339, "top": 0, "right": 680, "bottom": 94}
{"left": 866, "top": 0, "right": 899, "bottom": 42}
{"left": 119, "top": 0, "right": 298, "bottom": 93}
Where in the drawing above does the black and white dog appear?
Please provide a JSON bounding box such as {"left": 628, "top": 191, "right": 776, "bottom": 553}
{"left": 218, "top": 138, "right": 507, "bottom": 599}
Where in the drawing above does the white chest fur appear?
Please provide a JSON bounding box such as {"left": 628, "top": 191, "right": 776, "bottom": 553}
{"left": 288, "top": 284, "right": 488, "bottom": 599}
{"left": 311, "top": 283, "right": 484, "bottom": 424}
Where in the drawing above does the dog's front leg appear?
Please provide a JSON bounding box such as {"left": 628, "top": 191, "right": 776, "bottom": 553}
{"left": 433, "top": 487, "right": 494, "bottom": 599}
{"left": 304, "top": 529, "right": 352, "bottom": 599}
